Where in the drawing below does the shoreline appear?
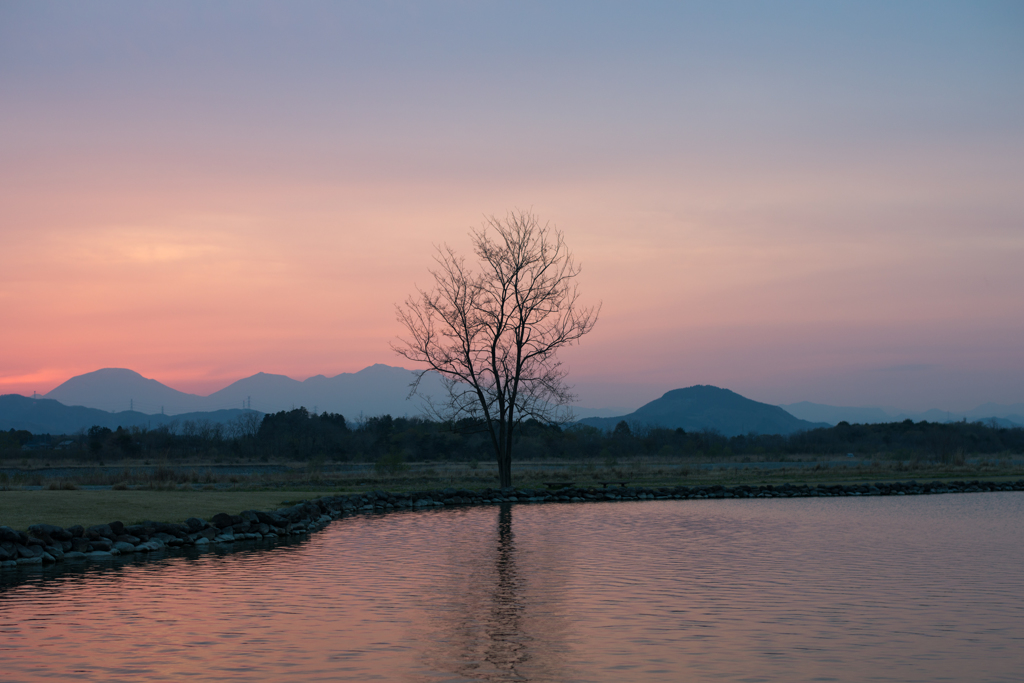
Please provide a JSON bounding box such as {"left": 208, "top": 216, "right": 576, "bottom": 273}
{"left": 2, "top": 478, "right": 1022, "bottom": 575}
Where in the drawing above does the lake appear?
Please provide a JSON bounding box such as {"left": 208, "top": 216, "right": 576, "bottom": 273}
{"left": 1, "top": 493, "right": 1022, "bottom": 682}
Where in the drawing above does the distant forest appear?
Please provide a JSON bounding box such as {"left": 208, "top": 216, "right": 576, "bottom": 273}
{"left": 2, "top": 408, "right": 1023, "bottom": 465}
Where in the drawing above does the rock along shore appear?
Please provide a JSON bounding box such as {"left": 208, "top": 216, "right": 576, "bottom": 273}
{"left": 2, "top": 478, "right": 1022, "bottom": 570}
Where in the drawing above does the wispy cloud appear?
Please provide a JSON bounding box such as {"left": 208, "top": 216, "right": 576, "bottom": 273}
{"left": 67, "top": 226, "right": 227, "bottom": 266}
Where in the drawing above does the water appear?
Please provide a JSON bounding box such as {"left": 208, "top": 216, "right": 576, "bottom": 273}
{"left": 1, "top": 494, "right": 1022, "bottom": 682}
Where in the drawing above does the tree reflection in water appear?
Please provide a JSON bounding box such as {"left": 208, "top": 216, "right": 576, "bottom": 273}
{"left": 424, "top": 503, "right": 572, "bottom": 682}
{"left": 484, "top": 504, "right": 528, "bottom": 675}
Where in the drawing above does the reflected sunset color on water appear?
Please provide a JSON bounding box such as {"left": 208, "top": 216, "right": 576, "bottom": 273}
{"left": 2, "top": 494, "right": 1023, "bottom": 682}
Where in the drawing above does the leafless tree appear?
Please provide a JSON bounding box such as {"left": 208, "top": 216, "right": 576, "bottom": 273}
{"left": 228, "top": 411, "right": 264, "bottom": 440}
{"left": 393, "top": 210, "right": 599, "bottom": 488}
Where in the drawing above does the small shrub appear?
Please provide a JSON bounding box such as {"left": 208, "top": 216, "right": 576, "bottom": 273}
{"left": 375, "top": 450, "right": 409, "bottom": 476}
{"left": 112, "top": 482, "right": 129, "bottom": 490}
{"left": 152, "top": 465, "right": 175, "bottom": 482}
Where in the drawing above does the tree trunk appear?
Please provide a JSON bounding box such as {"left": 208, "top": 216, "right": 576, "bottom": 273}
{"left": 498, "top": 451, "right": 512, "bottom": 489}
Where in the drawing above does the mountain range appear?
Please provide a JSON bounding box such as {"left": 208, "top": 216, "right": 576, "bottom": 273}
{"left": 780, "top": 401, "right": 1024, "bottom": 427}
{"left": 2, "top": 365, "right": 624, "bottom": 434}
{"left": 43, "top": 365, "right": 449, "bottom": 417}
{"left": 3, "top": 366, "right": 1020, "bottom": 436}
{"left": 579, "top": 385, "right": 829, "bottom": 436}
{"left": 0, "top": 394, "right": 256, "bottom": 435}
{"left": 39, "top": 365, "right": 629, "bottom": 421}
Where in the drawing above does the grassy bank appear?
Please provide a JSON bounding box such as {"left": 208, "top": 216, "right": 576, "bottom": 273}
{"left": 0, "top": 490, "right": 338, "bottom": 531}
{"left": 308, "top": 461, "right": 1024, "bottom": 491}
{"left": 2, "top": 457, "right": 1022, "bottom": 532}
{"left": 5, "top": 454, "right": 1024, "bottom": 490}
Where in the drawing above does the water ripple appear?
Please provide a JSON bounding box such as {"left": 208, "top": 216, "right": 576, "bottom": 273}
{"left": 2, "top": 494, "right": 1022, "bottom": 682}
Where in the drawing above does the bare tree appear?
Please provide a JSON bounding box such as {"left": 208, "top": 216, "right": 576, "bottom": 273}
{"left": 393, "top": 210, "right": 599, "bottom": 488}
{"left": 229, "top": 411, "right": 264, "bottom": 440}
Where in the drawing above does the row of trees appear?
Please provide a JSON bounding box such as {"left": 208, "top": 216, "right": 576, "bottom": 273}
{"left": 5, "top": 412, "right": 1023, "bottom": 464}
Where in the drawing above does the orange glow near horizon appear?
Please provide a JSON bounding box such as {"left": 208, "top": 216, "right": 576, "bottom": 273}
{"left": 4, "top": 167, "right": 1021, "bottom": 410}
{"left": 2, "top": 3, "right": 1022, "bottom": 411}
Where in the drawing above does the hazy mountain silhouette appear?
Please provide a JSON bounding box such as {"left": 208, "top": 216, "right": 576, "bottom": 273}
{"left": 780, "top": 401, "right": 1024, "bottom": 427}
{"left": 204, "top": 364, "right": 451, "bottom": 417}
{"left": 43, "top": 364, "right": 449, "bottom": 417}
{"left": 39, "top": 364, "right": 620, "bottom": 421}
{"left": 46, "top": 368, "right": 204, "bottom": 414}
{"left": 0, "top": 394, "right": 257, "bottom": 434}
{"left": 778, "top": 401, "right": 894, "bottom": 425}
{"left": 34, "top": 367, "right": 1021, "bottom": 434}
{"left": 963, "top": 402, "right": 1024, "bottom": 424}
{"left": 579, "top": 385, "right": 828, "bottom": 436}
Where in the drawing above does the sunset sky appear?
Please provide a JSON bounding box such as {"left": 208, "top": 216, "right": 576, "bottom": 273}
{"left": 2, "top": 1, "right": 1022, "bottom": 412}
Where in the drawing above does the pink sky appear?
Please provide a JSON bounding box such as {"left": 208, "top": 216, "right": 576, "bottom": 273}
{"left": 2, "top": 3, "right": 1022, "bottom": 412}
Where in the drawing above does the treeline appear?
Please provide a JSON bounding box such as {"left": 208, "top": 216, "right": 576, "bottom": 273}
{"left": 3, "top": 409, "right": 1023, "bottom": 463}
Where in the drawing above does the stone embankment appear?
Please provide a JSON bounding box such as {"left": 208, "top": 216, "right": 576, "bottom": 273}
{"left": 2, "top": 479, "right": 1022, "bottom": 569}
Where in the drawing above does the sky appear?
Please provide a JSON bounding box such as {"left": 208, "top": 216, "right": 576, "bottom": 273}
{"left": 2, "top": 1, "right": 1023, "bottom": 413}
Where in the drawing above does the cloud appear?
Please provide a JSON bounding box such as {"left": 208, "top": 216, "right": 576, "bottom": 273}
{"left": 0, "top": 369, "right": 68, "bottom": 389}
{"left": 67, "top": 226, "right": 227, "bottom": 266}
{"left": 115, "top": 240, "right": 222, "bottom": 264}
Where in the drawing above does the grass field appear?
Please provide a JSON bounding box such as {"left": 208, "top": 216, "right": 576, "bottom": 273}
{"left": 2, "top": 456, "right": 1022, "bottom": 532}
{"left": 0, "top": 490, "right": 339, "bottom": 531}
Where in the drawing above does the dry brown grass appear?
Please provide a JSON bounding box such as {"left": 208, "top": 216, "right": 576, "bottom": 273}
{"left": 1, "top": 457, "right": 1021, "bottom": 532}
{"left": 0, "top": 490, "right": 339, "bottom": 531}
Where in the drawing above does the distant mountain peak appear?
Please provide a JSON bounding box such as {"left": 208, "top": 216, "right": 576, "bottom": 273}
{"left": 662, "top": 385, "right": 740, "bottom": 398}
{"left": 358, "top": 363, "right": 407, "bottom": 373}
{"left": 44, "top": 367, "right": 206, "bottom": 414}
{"left": 81, "top": 367, "right": 146, "bottom": 378}
{"left": 579, "top": 384, "right": 827, "bottom": 436}
{"left": 41, "top": 364, "right": 446, "bottom": 418}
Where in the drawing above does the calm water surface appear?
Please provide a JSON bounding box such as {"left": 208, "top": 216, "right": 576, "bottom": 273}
{"left": 1, "top": 494, "right": 1022, "bottom": 682}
